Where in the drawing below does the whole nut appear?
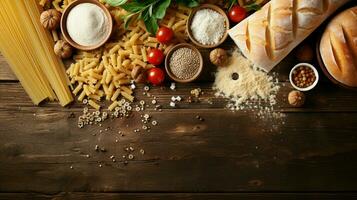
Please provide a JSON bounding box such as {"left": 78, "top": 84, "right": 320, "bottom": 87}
{"left": 210, "top": 48, "right": 228, "bottom": 66}
{"left": 131, "top": 66, "right": 146, "bottom": 83}
{"left": 288, "top": 90, "right": 305, "bottom": 107}
{"left": 40, "top": 9, "right": 61, "bottom": 30}
{"left": 54, "top": 40, "right": 73, "bottom": 59}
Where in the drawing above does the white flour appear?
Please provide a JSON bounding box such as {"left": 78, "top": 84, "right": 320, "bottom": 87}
{"left": 190, "top": 8, "right": 225, "bottom": 45}
{"left": 67, "top": 3, "right": 109, "bottom": 46}
{"left": 213, "top": 51, "right": 280, "bottom": 110}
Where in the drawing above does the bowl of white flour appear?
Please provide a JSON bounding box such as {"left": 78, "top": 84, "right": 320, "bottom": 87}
{"left": 61, "top": 0, "right": 113, "bottom": 50}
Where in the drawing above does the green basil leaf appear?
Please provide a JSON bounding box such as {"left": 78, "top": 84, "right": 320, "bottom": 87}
{"left": 144, "top": 17, "right": 159, "bottom": 35}
{"left": 175, "top": 0, "right": 199, "bottom": 8}
{"left": 122, "top": 13, "right": 137, "bottom": 29}
{"left": 244, "top": 3, "right": 261, "bottom": 12}
{"left": 149, "top": 4, "right": 154, "bottom": 17}
{"left": 121, "top": 2, "right": 147, "bottom": 13}
{"left": 105, "top": 0, "right": 128, "bottom": 7}
{"left": 140, "top": 6, "right": 151, "bottom": 21}
{"left": 228, "top": 0, "right": 236, "bottom": 10}
{"left": 153, "top": 0, "right": 171, "bottom": 19}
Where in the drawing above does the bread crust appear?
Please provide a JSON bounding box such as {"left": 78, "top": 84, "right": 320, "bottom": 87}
{"left": 320, "top": 6, "right": 357, "bottom": 87}
{"left": 228, "top": 0, "right": 350, "bottom": 72}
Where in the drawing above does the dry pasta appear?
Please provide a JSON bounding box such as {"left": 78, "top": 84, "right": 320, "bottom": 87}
{"left": 37, "top": 0, "right": 192, "bottom": 109}
{"left": 0, "top": 0, "right": 73, "bottom": 106}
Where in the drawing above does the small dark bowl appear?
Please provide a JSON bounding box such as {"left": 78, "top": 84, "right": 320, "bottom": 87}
{"left": 165, "top": 43, "right": 203, "bottom": 83}
{"left": 60, "top": 0, "right": 113, "bottom": 51}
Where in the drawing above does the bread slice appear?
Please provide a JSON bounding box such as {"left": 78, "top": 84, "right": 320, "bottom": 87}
{"left": 320, "top": 6, "right": 357, "bottom": 87}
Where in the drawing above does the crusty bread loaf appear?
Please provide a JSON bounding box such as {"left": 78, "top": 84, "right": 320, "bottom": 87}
{"left": 320, "top": 6, "right": 357, "bottom": 87}
{"left": 228, "top": 0, "right": 350, "bottom": 72}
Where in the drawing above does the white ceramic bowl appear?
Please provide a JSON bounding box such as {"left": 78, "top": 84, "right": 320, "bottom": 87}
{"left": 289, "top": 63, "right": 319, "bottom": 91}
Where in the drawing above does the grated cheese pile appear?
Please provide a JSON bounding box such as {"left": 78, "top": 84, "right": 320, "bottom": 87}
{"left": 213, "top": 51, "right": 280, "bottom": 110}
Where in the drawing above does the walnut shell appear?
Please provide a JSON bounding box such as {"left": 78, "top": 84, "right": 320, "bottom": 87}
{"left": 288, "top": 90, "right": 305, "bottom": 107}
{"left": 40, "top": 9, "right": 61, "bottom": 30}
{"left": 54, "top": 40, "right": 73, "bottom": 59}
{"left": 131, "top": 66, "right": 146, "bottom": 83}
{"left": 210, "top": 48, "right": 228, "bottom": 66}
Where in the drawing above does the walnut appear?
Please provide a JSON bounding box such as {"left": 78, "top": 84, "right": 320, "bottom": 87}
{"left": 40, "top": 9, "right": 61, "bottom": 30}
{"left": 210, "top": 48, "right": 228, "bottom": 66}
{"left": 288, "top": 90, "right": 305, "bottom": 107}
{"left": 54, "top": 40, "right": 73, "bottom": 59}
{"left": 131, "top": 66, "right": 146, "bottom": 83}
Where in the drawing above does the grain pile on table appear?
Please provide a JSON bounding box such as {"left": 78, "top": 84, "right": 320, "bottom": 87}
{"left": 213, "top": 51, "right": 280, "bottom": 109}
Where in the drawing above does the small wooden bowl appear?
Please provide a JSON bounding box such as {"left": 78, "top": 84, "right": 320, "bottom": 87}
{"left": 186, "top": 4, "right": 230, "bottom": 48}
{"left": 60, "top": 0, "right": 113, "bottom": 51}
{"left": 165, "top": 43, "right": 203, "bottom": 83}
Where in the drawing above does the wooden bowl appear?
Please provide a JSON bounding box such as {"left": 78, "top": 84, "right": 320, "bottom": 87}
{"left": 186, "top": 4, "right": 230, "bottom": 48}
{"left": 165, "top": 43, "right": 203, "bottom": 83}
{"left": 60, "top": 0, "right": 113, "bottom": 51}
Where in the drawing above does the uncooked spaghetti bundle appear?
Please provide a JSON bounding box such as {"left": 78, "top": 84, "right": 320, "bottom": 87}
{"left": 0, "top": 0, "right": 73, "bottom": 106}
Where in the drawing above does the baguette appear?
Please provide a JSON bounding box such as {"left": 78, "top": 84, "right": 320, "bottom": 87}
{"left": 228, "top": 0, "right": 350, "bottom": 72}
{"left": 320, "top": 6, "right": 357, "bottom": 87}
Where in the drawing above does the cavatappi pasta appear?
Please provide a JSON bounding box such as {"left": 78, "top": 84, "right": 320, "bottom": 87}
{"left": 40, "top": 0, "right": 192, "bottom": 110}
{"left": 0, "top": 0, "right": 73, "bottom": 106}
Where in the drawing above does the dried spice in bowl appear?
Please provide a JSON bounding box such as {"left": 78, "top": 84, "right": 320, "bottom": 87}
{"left": 166, "top": 44, "right": 203, "bottom": 83}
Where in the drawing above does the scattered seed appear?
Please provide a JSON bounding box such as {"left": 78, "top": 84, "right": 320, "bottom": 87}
{"left": 140, "top": 149, "right": 145, "bottom": 155}
{"left": 128, "top": 154, "right": 134, "bottom": 160}
{"left": 170, "top": 82, "right": 176, "bottom": 90}
{"left": 144, "top": 86, "right": 150, "bottom": 91}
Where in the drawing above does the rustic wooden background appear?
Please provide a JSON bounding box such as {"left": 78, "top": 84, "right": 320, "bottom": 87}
{"left": 1, "top": 3, "right": 357, "bottom": 199}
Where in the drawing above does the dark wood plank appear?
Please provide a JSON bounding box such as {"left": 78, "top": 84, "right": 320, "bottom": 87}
{"left": 0, "top": 54, "right": 16, "bottom": 81}
{"left": 1, "top": 82, "right": 357, "bottom": 112}
{"left": 0, "top": 82, "right": 357, "bottom": 193}
{"left": 0, "top": 193, "right": 356, "bottom": 200}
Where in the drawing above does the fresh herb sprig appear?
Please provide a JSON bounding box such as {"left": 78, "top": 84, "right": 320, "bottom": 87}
{"left": 106, "top": 0, "right": 200, "bottom": 35}
{"left": 228, "top": 0, "right": 261, "bottom": 12}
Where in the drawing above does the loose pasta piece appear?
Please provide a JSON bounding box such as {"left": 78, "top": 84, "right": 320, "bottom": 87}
{"left": 89, "top": 94, "right": 101, "bottom": 101}
{"left": 72, "top": 83, "right": 83, "bottom": 95}
{"left": 78, "top": 90, "right": 86, "bottom": 101}
{"left": 111, "top": 89, "right": 121, "bottom": 101}
{"left": 108, "top": 101, "right": 119, "bottom": 111}
{"left": 121, "top": 91, "right": 134, "bottom": 102}
{"left": 88, "top": 100, "right": 100, "bottom": 110}
{"left": 132, "top": 59, "right": 146, "bottom": 68}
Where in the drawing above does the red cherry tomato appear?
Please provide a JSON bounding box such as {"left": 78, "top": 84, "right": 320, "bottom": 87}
{"left": 228, "top": 5, "right": 247, "bottom": 23}
{"left": 147, "top": 67, "right": 165, "bottom": 85}
{"left": 156, "top": 26, "right": 174, "bottom": 44}
{"left": 147, "top": 48, "right": 164, "bottom": 66}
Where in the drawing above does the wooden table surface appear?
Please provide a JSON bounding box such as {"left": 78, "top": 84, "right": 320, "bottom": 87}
{"left": 1, "top": 34, "right": 357, "bottom": 199}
